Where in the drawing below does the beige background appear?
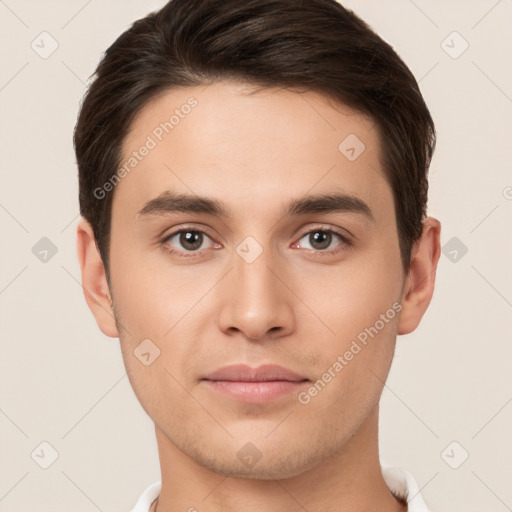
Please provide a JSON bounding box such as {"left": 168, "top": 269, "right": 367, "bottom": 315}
{"left": 1, "top": 1, "right": 511, "bottom": 510}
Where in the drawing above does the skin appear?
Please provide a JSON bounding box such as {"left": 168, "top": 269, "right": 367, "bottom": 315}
{"left": 77, "top": 80, "right": 441, "bottom": 511}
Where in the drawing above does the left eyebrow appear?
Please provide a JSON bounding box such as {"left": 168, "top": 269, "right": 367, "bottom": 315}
{"left": 284, "top": 192, "right": 374, "bottom": 222}
{"left": 137, "top": 190, "right": 375, "bottom": 222}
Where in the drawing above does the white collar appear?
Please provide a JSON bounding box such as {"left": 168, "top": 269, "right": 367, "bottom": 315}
{"left": 131, "top": 466, "right": 430, "bottom": 511}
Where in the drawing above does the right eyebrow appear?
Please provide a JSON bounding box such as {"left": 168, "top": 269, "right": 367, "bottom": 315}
{"left": 137, "top": 191, "right": 230, "bottom": 218}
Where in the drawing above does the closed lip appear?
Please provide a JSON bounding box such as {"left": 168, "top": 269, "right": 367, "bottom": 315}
{"left": 202, "top": 364, "right": 308, "bottom": 382}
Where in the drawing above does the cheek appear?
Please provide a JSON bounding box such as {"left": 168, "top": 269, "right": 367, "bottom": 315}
{"left": 109, "top": 243, "right": 203, "bottom": 338}
{"left": 299, "top": 252, "right": 403, "bottom": 343}
{"left": 110, "top": 248, "right": 217, "bottom": 400}
{"left": 294, "top": 243, "right": 403, "bottom": 407}
{"left": 298, "top": 269, "right": 400, "bottom": 416}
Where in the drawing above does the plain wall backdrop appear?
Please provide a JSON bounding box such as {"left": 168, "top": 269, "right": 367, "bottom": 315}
{"left": 1, "top": 0, "right": 511, "bottom": 511}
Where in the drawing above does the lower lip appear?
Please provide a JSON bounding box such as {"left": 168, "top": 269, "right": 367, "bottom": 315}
{"left": 203, "top": 380, "right": 308, "bottom": 403}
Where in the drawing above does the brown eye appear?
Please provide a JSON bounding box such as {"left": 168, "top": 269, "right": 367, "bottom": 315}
{"left": 298, "top": 229, "right": 348, "bottom": 253}
{"left": 164, "top": 229, "right": 212, "bottom": 253}
{"left": 308, "top": 231, "right": 332, "bottom": 250}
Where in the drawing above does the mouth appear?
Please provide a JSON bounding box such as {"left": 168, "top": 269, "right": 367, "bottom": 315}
{"left": 201, "top": 364, "right": 310, "bottom": 403}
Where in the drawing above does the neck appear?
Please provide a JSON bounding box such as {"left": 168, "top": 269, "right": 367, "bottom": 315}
{"left": 152, "top": 405, "right": 405, "bottom": 512}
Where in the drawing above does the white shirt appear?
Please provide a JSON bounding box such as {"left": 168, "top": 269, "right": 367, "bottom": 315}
{"left": 131, "top": 466, "right": 430, "bottom": 511}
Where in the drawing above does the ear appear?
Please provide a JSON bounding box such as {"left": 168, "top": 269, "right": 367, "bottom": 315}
{"left": 76, "top": 217, "right": 119, "bottom": 338}
{"left": 397, "top": 217, "right": 441, "bottom": 335}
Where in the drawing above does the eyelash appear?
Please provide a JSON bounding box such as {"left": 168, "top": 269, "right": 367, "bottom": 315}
{"left": 161, "top": 225, "right": 352, "bottom": 259}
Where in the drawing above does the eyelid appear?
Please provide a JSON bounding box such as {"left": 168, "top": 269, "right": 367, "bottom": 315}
{"left": 161, "top": 224, "right": 352, "bottom": 257}
{"left": 293, "top": 225, "right": 352, "bottom": 252}
{"left": 162, "top": 225, "right": 218, "bottom": 254}
{"left": 296, "top": 223, "right": 352, "bottom": 242}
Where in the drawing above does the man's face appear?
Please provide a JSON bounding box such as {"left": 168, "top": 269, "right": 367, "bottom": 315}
{"left": 108, "top": 80, "right": 405, "bottom": 478}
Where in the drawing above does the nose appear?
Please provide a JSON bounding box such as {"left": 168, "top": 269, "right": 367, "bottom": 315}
{"left": 217, "top": 242, "right": 295, "bottom": 342}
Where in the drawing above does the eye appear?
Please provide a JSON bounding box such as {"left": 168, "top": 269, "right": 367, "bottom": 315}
{"left": 161, "top": 226, "right": 351, "bottom": 259}
{"left": 295, "top": 228, "right": 351, "bottom": 254}
{"left": 163, "top": 228, "right": 216, "bottom": 255}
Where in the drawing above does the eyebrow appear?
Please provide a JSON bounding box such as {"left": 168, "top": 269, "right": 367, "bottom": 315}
{"left": 137, "top": 190, "right": 375, "bottom": 222}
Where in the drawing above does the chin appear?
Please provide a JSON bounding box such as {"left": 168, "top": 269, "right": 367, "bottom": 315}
{"left": 188, "top": 442, "right": 326, "bottom": 480}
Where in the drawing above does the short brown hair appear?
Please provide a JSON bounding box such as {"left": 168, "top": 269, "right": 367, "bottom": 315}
{"left": 74, "top": 0, "right": 435, "bottom": 281}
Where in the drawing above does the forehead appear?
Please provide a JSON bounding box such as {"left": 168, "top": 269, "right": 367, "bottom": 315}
{"left": 113, "top": 80, "right": 392, "bottom": 224}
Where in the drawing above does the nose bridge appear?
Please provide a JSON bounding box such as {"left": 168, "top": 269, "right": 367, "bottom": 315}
{"left": 233, "top": 234, "right": 281, "bottom": 309}
{"left": 217, "top": 234, "right": 294, "bottom": 340}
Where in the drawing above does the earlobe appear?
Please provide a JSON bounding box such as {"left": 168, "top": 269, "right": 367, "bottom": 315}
{"left": 76, "top": 217, "right": 119, "bottom": 338}
{"left": 397, "top": 217, "right": 441, "bottom": 335}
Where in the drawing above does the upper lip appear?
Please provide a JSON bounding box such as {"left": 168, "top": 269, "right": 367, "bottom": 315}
{"left": 203, "top": 364, "right": 308, "bottom": 382}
